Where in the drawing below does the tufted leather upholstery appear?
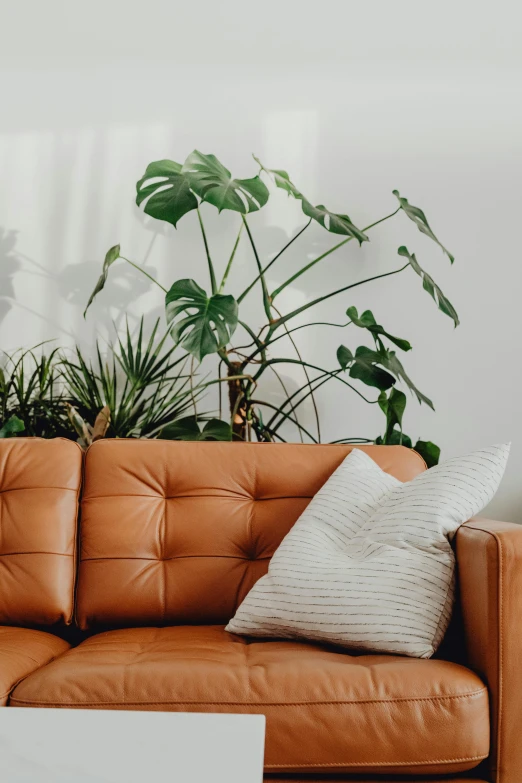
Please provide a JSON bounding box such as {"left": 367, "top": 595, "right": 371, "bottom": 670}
{"left": 0, "top": 438, "right": 82, "bottom": 625}
{"left": 0, "top": 626, "right": 70, "bottom": 704}
{"left": 457, "top": 518, "right": 522, "bottom": 783}
{"left": 76, "top": 440, "right": 425, "bottom": 629}
{"left": 9, "top": 625, "right": 489, "bottom": 775}
{"left": 4, "top": 438, "right": 522, "bottom": 782}
{"left": 265, "top": 778, "right": 488, "bottom": 782}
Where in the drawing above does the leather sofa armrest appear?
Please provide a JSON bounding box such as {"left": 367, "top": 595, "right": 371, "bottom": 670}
{"left": 456, "top": 517, "right": 522, "bottom": 783}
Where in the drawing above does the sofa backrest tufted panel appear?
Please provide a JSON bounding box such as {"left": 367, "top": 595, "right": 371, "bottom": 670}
{"left": 76, "top": 440, "right": 426, "bottom": 630}
{"left": 0, "top": 438, "right": 82, "bottom": 626}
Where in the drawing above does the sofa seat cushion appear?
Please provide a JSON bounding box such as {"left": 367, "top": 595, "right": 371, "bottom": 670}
{"left": 0, "top": 626, "right": 70, "bottom": 705}
{"left": 10, "top": 626, "right": 489, "bottom": 776}
{"left": 265, "top": 779, "right": 488, "bottom": 783}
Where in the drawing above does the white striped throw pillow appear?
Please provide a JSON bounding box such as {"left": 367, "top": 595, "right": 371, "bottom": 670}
{"left": 226, "top": 444, "right": 510, "bottom": 658}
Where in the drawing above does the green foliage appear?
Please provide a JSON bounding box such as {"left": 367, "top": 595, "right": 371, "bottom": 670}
{"left": 398, "top": 246, "right": 459, "bottom": 327}
{"left": 165, "top": 279, "right": 238, "bottom": 362}
{"left": 183, "top": 151, "right": 269, "bottom": 213}
{"left": 347, "top": 306, "right": 411, "bottom": 351}
{"left": 136, "top": 160, "right": 198, "bottom": 228}
{"left": 160, "top": 416, "right": 232, "bottom": 441}
{"left": 80, "top": 150, "right": 461, "bottom": 462}
{"left": 378, "top": 389, "right": 407, "bottom": 442}
{"left": 376, "top": 349, "right": 434, "bottom": 409}
{"left": 0, "top": 414, "right": 25, "bottom": 438}
{"left": 83, "top": 244, "right": 120, "bottom": 317}
{"left": 0, "top": 347, "right": 71, "bottom": 438}
{"left": 61, "top": 318, "right": 205, "bottom": 439}
{"left": 348, "top": 346, "right": 396, "bottom": 391}
{"left": 254, "top": 156, "right": 368, "bottom": 243}
{"left": 376, "top": 430, "right": 413, "bottom": 448}
{"left": 393, "top": 190, "right": 454, "bottom": 263}
{"left": 414, "top": 440, "right": 441, "bottom": 468}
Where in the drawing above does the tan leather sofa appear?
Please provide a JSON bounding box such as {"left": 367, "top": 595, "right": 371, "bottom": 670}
{"left": 0, "top": 437, "right": 519, "bottom": 783}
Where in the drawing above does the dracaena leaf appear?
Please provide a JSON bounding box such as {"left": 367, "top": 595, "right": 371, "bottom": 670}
{"left": 393, "top": 190, "right": 454, "bottom": 263}
{"left": 84, "top": 244, "right": 121, "bottom": 318}
{"left": 254, "top": 155, "right": 368, "bottom": 244}
{"left": 165, "top": 279, "right": 238, "bottom": 362}
{"left": 398, "top": 246, "right": 459, "bottom": 327}
{"left": 136, "top": 159, "right": 198, "bottom": 227}
{"left": 347, "top": 306, "right": 411, "bottom": 351}
{"left": 182, "top": 151, "right": 269, "bottom": 214}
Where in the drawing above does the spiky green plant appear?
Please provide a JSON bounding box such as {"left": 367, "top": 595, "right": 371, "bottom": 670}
{"left": 0, "top": 346, "right": 70, "bottom": 438}
{"left": 60, "top": 318, "right": 219, "bottom": 440}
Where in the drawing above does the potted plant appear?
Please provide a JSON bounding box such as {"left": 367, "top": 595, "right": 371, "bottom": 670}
{"left": 84, "top": 151, "right": 458, "bottom": 465}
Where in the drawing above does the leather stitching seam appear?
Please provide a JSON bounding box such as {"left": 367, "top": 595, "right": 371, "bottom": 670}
{"left": 9, "top": 687, "right": 487, "bottom": 707}
{"left": 267, "top": 754, "right": 487, "bottom": 768}
{"left": 464, "top": 522, "right": 504, "bottom": 783}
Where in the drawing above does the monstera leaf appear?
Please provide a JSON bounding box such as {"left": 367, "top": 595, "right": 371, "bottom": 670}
{"left": 393, "top": 190, "right": 454, "bottom": 263}
{"left": 376, "top": 429, "right": 413, "bottom": 448}
{"left": 347, "top": 346, "right": 396, "bottom": 391}
{"left": 165, "top": 279, "right": 238, "bottom": 362}
{"left": 160, "top": 416, "right": 232, "bottom": 441}
{"left": 414, "top": 440, "right": 440, "bottom": 468}
{"left": 301, "top": 201, "right": 369, "bottom": 242}
{"left": 398, "top": 246, "right": 459, "bottom": 327}
{"left": 339, "top": 342, "right": 433, "bottom": 408}
{"left": 346, "top": 306, "right": 411, "bottom": 351}
{"left": 254, "top": 156, "right": 368, "bottom": 244}
{"left": 84, "top": 244, "right": 120, "bottom": 317}
{"left": 336, "top": 344, "right": 353, "bottom": 370}
{"left": 378, "top": 388, "right": 407, "bottom": 442}
{"left": 182, "top": 151, "right": 269, "bottom": 213}
{"left": 378, "top": 348, "right": 434, "bottom": 409}
{"left": 136, "top": 160, "right": 198, "bottom": 228}
{"left": 376, "top": 430, "right": 441, "bottom": 466}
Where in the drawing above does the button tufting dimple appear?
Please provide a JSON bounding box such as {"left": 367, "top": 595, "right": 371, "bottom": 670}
{"left": 77, "top": 441, "right": 426, "bottom": 630}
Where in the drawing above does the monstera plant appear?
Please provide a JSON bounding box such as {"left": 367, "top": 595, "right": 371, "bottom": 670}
{"left": 84, "top": 150, "right": 459, "bottom": 465}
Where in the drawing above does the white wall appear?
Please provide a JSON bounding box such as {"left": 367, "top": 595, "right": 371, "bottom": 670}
{"left": 1, "top": 0, "right": 521, "bottom": 519}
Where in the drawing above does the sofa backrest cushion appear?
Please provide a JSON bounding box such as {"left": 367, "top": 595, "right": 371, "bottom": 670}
{"left": 0, "top": 438, "right": 82, "bottom": 626}
{"left": 76, "top": 440, "right": 425, "bottom": 630}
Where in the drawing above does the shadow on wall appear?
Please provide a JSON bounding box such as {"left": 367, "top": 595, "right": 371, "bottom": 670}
{"left": 56, "top": 256, "right": 161, "bottom": 335}
{"left": 0, "top": 227, "right": 22, "bottom": 324}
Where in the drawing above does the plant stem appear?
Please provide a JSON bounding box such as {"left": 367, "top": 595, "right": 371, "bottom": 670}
{"left": 237, "top": 319, "right": 267, "bottom": 363}
{"left": 189, "top": 356, "right": 198, "bottom": 422}
{"left": 197, "top": 207, "right": 217, "bottom": 295}
{"left": 237, "top": 220, "right": 312, "bottom": 304}
{"left": 219, "top": 223, "right": 243, "bottom": 293}
{"left": 218, "top": 359, "right": 223, "bottom": 419}
{"left": 268, "top": 370, "right": 337, "bottom": 433}
{"left": 272, "top": 303, "right": 321, "bottom": 443}
{"left": 271, "top": 207, "right": 401, "bottom": 300}
{"left": 256, "top": 359, "right": 377, "bottom": 411}
{"left": 250, "top": 398, "right": 318, "bottom": 443}
{"left": 241, "top": 216, "right": 273, "bottom": 321}
{"left": 268, "top": 365, "right": 304, "bottom": 443}
{"left": 263, "top": 320, "right": 351, "bottom": 352}
{"left": 120, "top": 256, "right": 167, "bottom": 293}
{"left": 269, "top": 263, "right": 410, "bottom": 333}
{"left": 329, "top": 437, "right": 374, "bottom": 444}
